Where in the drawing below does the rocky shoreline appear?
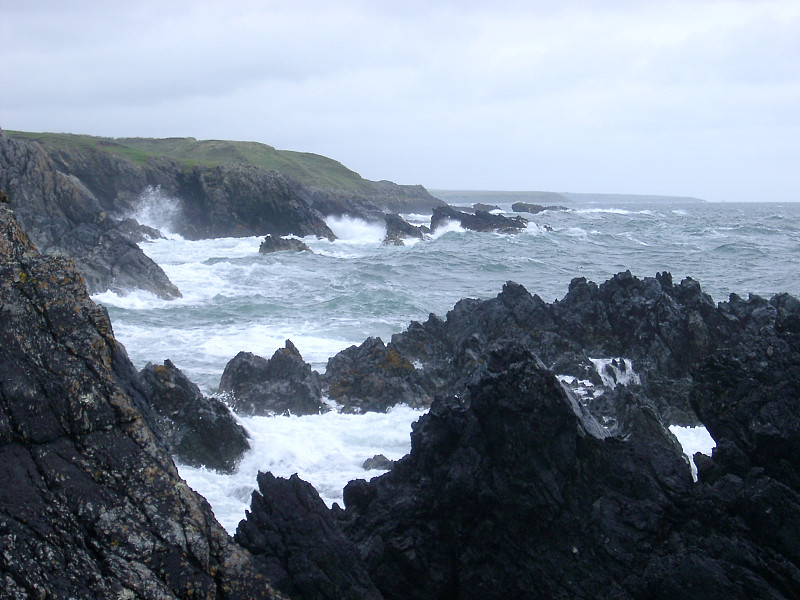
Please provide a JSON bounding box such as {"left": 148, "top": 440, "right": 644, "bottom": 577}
{"left": 2, "top": 192, "right": 800, "bottom": 598}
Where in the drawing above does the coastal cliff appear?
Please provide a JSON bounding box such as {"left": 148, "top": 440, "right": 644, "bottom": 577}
{"left": 0, "top": 130, "right": 444, "bottom": 297}
{"left": 0, "top": 204, "right": 282, "bottom": 598}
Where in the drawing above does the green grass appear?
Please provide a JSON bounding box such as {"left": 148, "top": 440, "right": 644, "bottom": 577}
{"left": 7, "top": 131, "right": 371, "bottom": 191}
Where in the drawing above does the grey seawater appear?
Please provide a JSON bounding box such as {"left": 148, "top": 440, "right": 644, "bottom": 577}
{"left": 92, "top": 199, "right": 800, "bottom": 530}
{"left": 100, "top": 200, "right": 800, "bottom": 389}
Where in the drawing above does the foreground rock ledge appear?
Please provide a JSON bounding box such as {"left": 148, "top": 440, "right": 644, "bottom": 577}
{"left": 0, "top": 204, "right": 282, "bottom": 598}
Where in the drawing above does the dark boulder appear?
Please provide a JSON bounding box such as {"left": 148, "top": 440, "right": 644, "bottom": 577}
{"left": 362, "top": 454, "right": 395, "bottom": 471}
{"left": 259, "top": 234, "right": 312, "bottom": 253}
{"left": 220, "top": 341, "right": 325, "bottom": 415}
{"left": 139, "top": 359, "right": 250, "bottom": 473}
{"left": 430, "top": 205, "right": 528, "bottom": 233}
{"left": 382, "top": 213, "right": 428, "bottom": 246}
{"left": 0, "top": 204, "right": 281, "bottom": 598}
{"left": 511, "top": 201, "right": 567, "bottom": 213}
{"left": 235, "top": 472, "right": 384, "bottom": 600}
{"left": 322, "top": 337, "right": 431, "bottom": 413}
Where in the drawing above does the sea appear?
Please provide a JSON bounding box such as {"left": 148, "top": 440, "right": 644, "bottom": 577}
{"left": 93, "top": 191, "right": 800, "bottom": 533}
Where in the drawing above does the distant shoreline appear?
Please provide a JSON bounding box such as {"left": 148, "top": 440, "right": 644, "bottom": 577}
{"left": 430, "top": 189, "right": 707, "bottom": 204}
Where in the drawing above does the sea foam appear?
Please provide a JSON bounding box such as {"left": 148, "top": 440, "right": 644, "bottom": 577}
{"left": 178, "top": 404, "right": 426, "bottom": 533}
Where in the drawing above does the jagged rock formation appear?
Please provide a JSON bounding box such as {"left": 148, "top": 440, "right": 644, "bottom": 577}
{"left": 259, "top": 234, "right": 312, "bottom": 253}
{"left": 430, "top": 205, "right": 528, "bottom": 233}
{"left": 382, "top": 213, "right": 428, "bottom": 246}
{"left": 0, "top": 204, "right": 282, "bottom": 598}
{"left": 241, "top": 332, "right": 800, "bottom": 599}
{"left": 323, "top": 272, "right": 793, "bottom": 427}
{"left": 220, "top": 341, "right": 325, "bottom": 416}
{"left": 235, "top": 472, "right": 384, "bottom": 600}
{"left": 322, "top": 337, "right": 430, "bottom": 413}
{"left": 139, "top": 360, "right": 251, "bottom": 473}
{"left": 0, "top": 131, "right": 180, "bottom": 298}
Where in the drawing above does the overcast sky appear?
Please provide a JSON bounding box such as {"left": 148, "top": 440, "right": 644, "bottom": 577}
{"left": 2, "top": 1, "right": 799, "bottom": 202}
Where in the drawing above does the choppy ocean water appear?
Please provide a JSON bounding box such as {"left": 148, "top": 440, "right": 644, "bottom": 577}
{"left": 94, "top": 197, "right": 800, "bottom": 532}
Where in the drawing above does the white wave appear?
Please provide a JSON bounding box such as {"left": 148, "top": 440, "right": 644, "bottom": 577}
{"left": 524, "top": 222, "right": 554, "bottom": 235}
{"left": 565, "top": 227, "right": 589, "bottom": 239}
{"left": 589, "top": 358, "right": 641, "bottom": 388}
{"left": 429, "top": 219, "right": 465, "bottom": 239}
{"left": 92, "top": 288, "right": 170, "bottom": 310}
{"left": 576, "top": 207, "right": 635, "bottom": 215}
{"left": 670, "top": 425, "right": 716, "bottom": 481}
{"left": 326, "top": 216, "right": 386, "bottom": 244}
{"left": 178, "top": 404, "right": 427, "bottom": 533}
{"left": 128, "top": 185, "right": 184, "bottom": 238}
{"left": 400, "top": 213, "right": 434, "bottom": 227}
{"left": 671, "top": 209, "right": 690, "bottom": 216}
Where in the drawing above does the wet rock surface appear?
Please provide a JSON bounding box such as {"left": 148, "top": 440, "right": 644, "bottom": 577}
{"left": 0, "top": 204, "right": 282, "bottom": 599}
{"left": 322, "top": 337, "right": 431, "bottom": 413}
{"left": 259, "top": 234, "right": 313, "bottom": 253}
{"left": 382, "top": 213, "right": 428, "bottom": 246}
{"left": 220, "top": 341, "right": 325, "bottom": 416}
{"left": 239, "top": 335, "right": 800, "bottom": 599}
{"left": 511, "top": 201, "right": 567, "bottom": 213}
{"left": 324, "top": 271, "right": 796, "bottom": 427}
{"left": 430, "top": 205, "right": 528, "bottom": 233}
{"left": 236, "top": 472, "right": 384, "bottom": 600}
{"left": 139, "top": 359, "right": 250, "bottom": 473}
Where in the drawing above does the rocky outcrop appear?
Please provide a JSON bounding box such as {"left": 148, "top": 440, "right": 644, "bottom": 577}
{"left": 0, "top": 204, "right": 282, "bottom": 598}
{"left": 139, "top": 360, "right": 250, "bottom": 473}
{"left": 327, "top": 341, "right": 800, "bottom": 599}
{"left": 235, "top": 472, "right": 384, "bottom": 600}
{"left": 322, "top": 337, "right": 431, "bottom": 413}
{"left": 322, "top": 272, "right": 794, "bottom": 426}
{"left": 511, "top": 201, "right": 567, "bottom": 213}
{"left": 382, "top": 213, "right": 428, "bottom": 246}
{"left": 430, "top": 205, "right": 528, "bottom": 233}
{"left": 259, "top": 234, "right": 312, "bottom": 253}
{"left": 234, "top": 327, "right": 800, "bottom": 598}
{"left": 0, "top": 131, "right": 181, "bottom": 298}
{"left": 174, "top": 165, "right": 336, "bottom": 240}
{"left": 220, "top": 341, "right": 325, "bottom": 415}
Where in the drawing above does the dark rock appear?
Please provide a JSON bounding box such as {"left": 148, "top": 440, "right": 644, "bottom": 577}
{"left": 511, "top": 201, "right": 567, "bottom": 213}
{"left": 220, "top": 341, "right": 325, "bottom": 415}
{"left": 0, "top": 132, "right": 181, "bottom": 298}
{"left": 362, "top": 454, "right": 395, "bottom": 471}
{"left": 365, "top": 272, "right": 795, "bottom": 426}
{"left": 322, "top": 337, "right": 431, "bottom": 413}
{"left": 0, "top": 204, "right": 282, "bottom": 598}
{"left": 334, "top": 341, "right": 800, "bottom": 600}
{"left": 472, "top": 203, "right": 500, "bottom": 212}
{"left": 235, "top": 472, "right": 384, "bottom": 600}
{"left": 692, "top": 301, "right": 800, "bottom": 486}
{"left": 382, "top": 213, "right": 428, "bottom": 246}
{"left": 175, "top": 165, "right": 336, "bottom": 241}
{"left": 337, "top": 345, "right": 687, "bottom": 599}
{"left": 430, "top": 205, "right": 528, "bottom": 233}
{"left": 259, "top": 234, "right": 312, "bottom": 253}
{"left": 139, "top": 359, "right": 250, "bottom": 473}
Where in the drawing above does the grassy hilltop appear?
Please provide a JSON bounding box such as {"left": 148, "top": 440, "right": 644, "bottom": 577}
{"left": 7, "top": 130, "right": 372, "bottom": 192}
